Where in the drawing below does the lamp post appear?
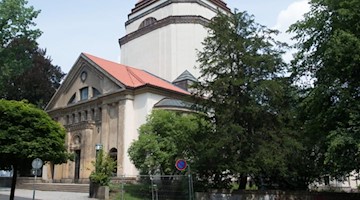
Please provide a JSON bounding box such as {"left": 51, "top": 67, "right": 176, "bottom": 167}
{"left": 95, "top": 143, "right": 103, "bottom": 171}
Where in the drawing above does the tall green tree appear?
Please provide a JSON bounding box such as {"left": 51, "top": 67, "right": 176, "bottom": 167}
{"left": 289, "top": 0, "right": 360, "bottom": 179}
{"left": 192, "top": 11, "right": 301, "bottom": 189}
{"left": 4, "top": 42, "right": 65, "bottom": 108}
{"left": 0, "top": 1, "right": 65, "bottom": 107}
{"left": 0, "top": 0, "right": 41, "bottom": 96}
{"left": 0, "top": 100, "right": 71, "bottom": 200}
{"left": 128, "top": 110, "right": 212, "bottom": 176}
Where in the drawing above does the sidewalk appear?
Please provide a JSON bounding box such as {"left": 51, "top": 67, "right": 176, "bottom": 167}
{"left": 0, "top": 188, "right": 97, "bottom": 200}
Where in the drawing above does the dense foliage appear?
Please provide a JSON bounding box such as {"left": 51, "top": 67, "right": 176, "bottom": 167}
{"left": 0, "top": 100, "right": 71, "bottom": 199}
{"left": 191, "top": 11, "right": 304, "bottom": 189}
{"left": 4, "top": 45, "right": 65, "bottom": 108}
{"left": 90, "top": 149, "right": 116, "bottom": 186}
{"left": 0, "top": 0, "right": 41, "bottom": 96}
{"left": 0, "top": 0, "right": 65, "bottom": 108}
{"left": 128, "top": 110, "right": 212, "bottom": 176}
{"left": 289, "top": 0, "right": 360, "bottom": 180}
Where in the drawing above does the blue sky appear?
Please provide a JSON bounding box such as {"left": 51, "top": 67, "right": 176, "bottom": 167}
{"left": 27, "top": 0, "right": 309, "bottom": 73}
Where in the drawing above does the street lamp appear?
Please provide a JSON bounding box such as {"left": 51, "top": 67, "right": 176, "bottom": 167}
{"left": 95, "top": 143, "right": 103, "bottom": 151}
{"left": 95, "top": 143, "right": 103, "bottom": 159}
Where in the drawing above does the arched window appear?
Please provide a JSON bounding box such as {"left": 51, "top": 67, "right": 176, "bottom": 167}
{"left": 109, "top": 148, "right": 117, "bottom": 176}
{"left": 139, "top": 17, "right": 157, "bottom": 29}
{"left": 80, "top": 87, "right": 89, "bottom": 100}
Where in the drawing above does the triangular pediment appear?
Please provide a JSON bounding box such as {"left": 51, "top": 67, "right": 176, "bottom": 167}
{"left": 46, "top": 53, "right": 125, "bottom": 111}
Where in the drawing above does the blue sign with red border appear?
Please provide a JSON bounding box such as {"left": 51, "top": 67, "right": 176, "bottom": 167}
{"left": 175, "top": 159, "right": 187, "bottom": 171}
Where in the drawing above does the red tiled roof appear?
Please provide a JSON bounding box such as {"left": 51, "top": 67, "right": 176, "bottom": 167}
{"left": 82, "top": 53, "right": 189, "bottom": 95}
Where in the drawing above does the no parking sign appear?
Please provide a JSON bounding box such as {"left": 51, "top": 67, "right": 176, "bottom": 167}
{"left": 175, "top": 159, "right": 187, "bottom": 171}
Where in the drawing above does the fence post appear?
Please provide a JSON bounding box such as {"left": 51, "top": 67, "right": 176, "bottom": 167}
{"left": 121, "top": 175, "right": 124, "bottom": 200}
{"left": 188, "top": 164, "right": 194, "bottom": 200}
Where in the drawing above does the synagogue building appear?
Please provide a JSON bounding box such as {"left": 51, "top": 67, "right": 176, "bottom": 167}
{"left": 44, "top": 0, "right": 231, "bottom": 183}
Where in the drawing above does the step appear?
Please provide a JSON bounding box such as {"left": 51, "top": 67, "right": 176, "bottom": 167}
{"left": 17, "top": 183, "right": 89, "bottom": 193}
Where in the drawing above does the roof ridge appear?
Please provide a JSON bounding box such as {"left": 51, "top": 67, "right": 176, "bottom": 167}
{"left": 143, "top": 70, "right": 190, "bottom": 92}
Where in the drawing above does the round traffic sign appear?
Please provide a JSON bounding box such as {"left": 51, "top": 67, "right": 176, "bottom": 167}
{"left": 31, "top": 158, "right": 43, "bottom": 169}
{"left": 175, "top": 159, "right": 187, "bottom": 171}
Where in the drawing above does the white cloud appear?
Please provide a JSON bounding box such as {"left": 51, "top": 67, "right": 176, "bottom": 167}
{"left": 273, "top": 0, "right": 310, "bottom": 63}
{"left": 274, "top": 0, "right": 310, "bottom": 33}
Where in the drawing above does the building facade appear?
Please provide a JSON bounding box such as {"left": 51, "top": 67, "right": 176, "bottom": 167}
{"left": 120, "top": 0, "right": 230, "bottom": 81}
{"left": 44, "top": 0, "right": 230, "bottom": 183}
{"left": 45, "top": 53, "right": 191, "bottom": 182}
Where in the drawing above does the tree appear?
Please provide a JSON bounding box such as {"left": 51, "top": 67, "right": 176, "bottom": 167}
{"left": 128, "top": 110, "right": 212, "bottom": 175}
{"left": 0, "top": 0, "right": 65, "bottom": 108}
{"left": 0, "top": 0, "right": 41, "bottom": 97}
{"left": 289, "top": 0, "right": 360, "bottom": 179}
{"left": 192, "top": 11, "right": 301, "bottom": 189}
{"left": 0, "top": 100, "right": 71, "bottom": 200}
{"left": 128, "top": 109, "right": 222, "bottom": 191}
{"left": 4, "top": 43, "right": 65, "bottom": 108}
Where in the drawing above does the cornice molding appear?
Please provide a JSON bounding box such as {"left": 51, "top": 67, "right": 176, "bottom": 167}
{"left": 128, "top": 0, "right": 231, "bottom": 23}
{"left": 119, "top": 15, "right": 209, "bottom": 46}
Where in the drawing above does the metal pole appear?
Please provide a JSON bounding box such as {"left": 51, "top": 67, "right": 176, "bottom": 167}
{"left": 121, "top": 175, "right": 124, "bottom": 200}
{"left": 151, "top": 176, "right": 154, "bottom": 200}
{"left": 155, "top": 184, "right": 158, "bottom": 200}
{"left": 32, "top": 171, "right": 37, "bottom": 200}
{"left": 188, "top": 165, "right": 192, "bottom": 200}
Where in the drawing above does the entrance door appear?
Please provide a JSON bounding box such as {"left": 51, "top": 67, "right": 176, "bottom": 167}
{"left": 74, "top": 150, "right": 81, "bottom": 183}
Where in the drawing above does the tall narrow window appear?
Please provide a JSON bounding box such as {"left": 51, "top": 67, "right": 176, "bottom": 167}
{"left": 109, "top": 148, "right": 117, "bottom": 176}
{"left": 91, "top": 108, "right": 95, "bottom": 121}
{"left": 80, "top": 87, "right": 88, "bottom": 100}
{"left": 84, "top": 110, "right": 88, "bottom": 121}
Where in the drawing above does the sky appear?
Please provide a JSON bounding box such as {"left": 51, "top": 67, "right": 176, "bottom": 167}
{"left": 26, "top": 0, "right": 310, "bottom": 73}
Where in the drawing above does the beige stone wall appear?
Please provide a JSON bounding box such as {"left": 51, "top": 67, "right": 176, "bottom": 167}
{"left": 48, "top": 94, "right": 129, "bottom": 183}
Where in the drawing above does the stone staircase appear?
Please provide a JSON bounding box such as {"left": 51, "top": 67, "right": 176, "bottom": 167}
{"left": 17, "top": 183, "right": 89, "bottom": 193}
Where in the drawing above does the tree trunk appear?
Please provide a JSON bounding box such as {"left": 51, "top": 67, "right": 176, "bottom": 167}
{"left": 10, "top": 164, "right": 17, "bottom": 200}
{"left": 238, "top": 174, "right": 247, "bottom": 190}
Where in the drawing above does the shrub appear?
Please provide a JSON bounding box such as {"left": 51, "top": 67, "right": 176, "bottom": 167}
{"left": 89, "top": 149, "right": 116, "bottom": 186}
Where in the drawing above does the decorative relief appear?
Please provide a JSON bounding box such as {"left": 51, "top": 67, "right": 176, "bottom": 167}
{"left": 70, "top": 133, "right": 82, "bottom": 150}
{"left": 73, "top": 135, "right": 81, "bottom": 145}
{"left": 66, "top": 121, "right": 96, "bottom": 132}
{"left": 80, "top": 70, "right": 87, "bottom": 82}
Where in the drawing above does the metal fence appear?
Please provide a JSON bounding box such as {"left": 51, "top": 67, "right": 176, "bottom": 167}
{"left": 112, "top": 175, "right": 194, "bottom": 200}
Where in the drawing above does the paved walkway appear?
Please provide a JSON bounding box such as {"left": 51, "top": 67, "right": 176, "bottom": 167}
{"left": 0, "top": 188, "right": 97, "bottom": 200}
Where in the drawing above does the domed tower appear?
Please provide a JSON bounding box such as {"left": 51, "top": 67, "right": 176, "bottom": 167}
{"left": 119, "top": 0, "right": 231, "bottom": 82}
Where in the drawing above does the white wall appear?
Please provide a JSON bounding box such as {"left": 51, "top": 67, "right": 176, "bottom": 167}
{"left": 122, "top": 92, "right": 165, "bottom": 175}
{"left": 121, "top": 23, "right": 207, "bottom": 82}
{"left": 121, "top": 0, "right": 224, "bottom": 82}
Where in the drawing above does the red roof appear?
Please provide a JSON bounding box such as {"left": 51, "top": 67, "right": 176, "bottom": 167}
{"left": 83, "top": 53, "right": 189, "bottom": 95}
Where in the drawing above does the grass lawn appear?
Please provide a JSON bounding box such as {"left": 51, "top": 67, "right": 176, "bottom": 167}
{"left": 109, "top": 183, "right": 151, "bottom": 200}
